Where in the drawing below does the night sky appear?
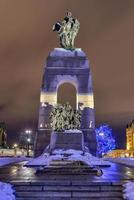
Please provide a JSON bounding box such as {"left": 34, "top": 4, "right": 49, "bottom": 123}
{"left": 0, "top": 0, "right": 134, "bottom": 147}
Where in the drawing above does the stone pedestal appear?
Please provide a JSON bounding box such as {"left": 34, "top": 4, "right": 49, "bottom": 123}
{"left": 50, "top": 132, "right": 84, "bottom": 152}
{"left": 34, "top": 48, "right": 97, "bottom": 157}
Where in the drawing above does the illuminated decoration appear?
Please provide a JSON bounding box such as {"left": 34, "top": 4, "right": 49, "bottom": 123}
{"left": 95, "top": 124, "right": 116, "bottom": 156}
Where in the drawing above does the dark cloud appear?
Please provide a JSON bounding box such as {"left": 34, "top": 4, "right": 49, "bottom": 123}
{"left": 0, "top": 0, "right": 134, "bottom": 146}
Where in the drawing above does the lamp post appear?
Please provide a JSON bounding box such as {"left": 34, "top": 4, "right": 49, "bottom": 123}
{"left": 27, "top": 137, "right": 31, "bottom": 157}
{"left": 13, "top": 143, "right": 18, "bottom": 156}
{"left": 25, "top": 129, "right": 32, "bottom": 157}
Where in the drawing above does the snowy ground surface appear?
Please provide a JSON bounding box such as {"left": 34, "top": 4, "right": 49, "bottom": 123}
{"left": 105, "top": 157, "right": 134, "bottom": 167}
{"left": 0, "top": 157, "right": 31, "bottom": 167}
{"left": 0, "top": 182, "right": 15, "bottom": 200}
{"left": 64, "top": 129, "right": 82, "bottom": 133}
{"left": 123, "top": 181, "right": 134, "bottom": 200}
{"left": 26, "top": 149, "right": 110, "bottom": 167}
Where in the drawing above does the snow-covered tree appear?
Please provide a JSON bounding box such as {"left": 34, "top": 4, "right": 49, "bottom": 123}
{"left": 95, "top": 124, "right": 116, "bottom": 157}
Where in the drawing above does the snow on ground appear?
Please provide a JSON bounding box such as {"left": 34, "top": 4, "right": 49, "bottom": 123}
{"left": 64, "top": 129, "right": 82, "bottom": 133}
{"left": 0, "top": 182, "right": 15, "bottom": 200}
{"left": 26, "top": 149, "right": 110, "bottom": 167}
{"left": 123, "top": 181, "right": 134, "bottom": 200}
{"left": 0, "top": 157, "right": 31, "bottom": 167}
{"left": 105, "top": 157, "right": 134, "bottom": 167}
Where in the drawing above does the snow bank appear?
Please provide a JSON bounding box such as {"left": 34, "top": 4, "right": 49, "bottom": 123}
{"left": 50, "top": 48, "right": 86, "bottom": 57}
{"left": 0, "top": 157, "right": 31, "bottom": 167}
{"left": 0, "top": 182, "right": 15, "bottom": 200}
{"left": 26, "top": 153, "right": 64, "bottom": 166}
{"left": 123, "top": 181, "right": 134, "bottom": 200}
{"left": 64, "top": 129, "right": 82, "bottom": 133}
{"left": 26, "top": 149, "right": 110, "bottom": 167}
{"left": 105, "top": 157, "right": 134, "bottom": 167}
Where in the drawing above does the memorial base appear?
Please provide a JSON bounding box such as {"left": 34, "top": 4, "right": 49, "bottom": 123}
{"left": 50, "top": 131, "right": 84, "bottom": 152}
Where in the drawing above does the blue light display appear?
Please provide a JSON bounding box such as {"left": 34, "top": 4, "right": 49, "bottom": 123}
{"left": 95, "top": 124, "right": 116, "bottom": 157}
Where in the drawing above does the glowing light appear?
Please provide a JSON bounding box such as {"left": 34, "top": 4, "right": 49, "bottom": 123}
{"left": 99, "top": 132, "right": 104, "bottom": 136}
{"left": 25, "top": 129, "right": 32, "bottom": 134}
{"left": 40, "top": 124, "right": 43, "bottom": 128}
{"left": 95, "top": 124, "right": 116, "bottom": 157}
{"left": 27, "top": 138, "right": 31, "bottom": 143}
{"left": 13, "top": 143, "right": 18, "bottom": 148}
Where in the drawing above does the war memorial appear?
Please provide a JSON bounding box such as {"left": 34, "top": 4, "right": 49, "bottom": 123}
{"left": 35, "top": 11, "right": 96, "bottom": 158}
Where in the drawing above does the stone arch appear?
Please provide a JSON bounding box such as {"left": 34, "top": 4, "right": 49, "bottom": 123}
{"left": 57, "top": 82, "right": 77, "bottom": 109}
{"left": 55, "top": 75, "right": 78, "bottom": 91}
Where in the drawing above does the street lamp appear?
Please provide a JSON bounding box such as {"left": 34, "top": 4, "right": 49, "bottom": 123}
{"left": 25, "top": 129, "right": 32, "bottom": 134}
{"left": 13, "top": 143, "right": 18, "bottom": 148}
{"left": 23, "top": 129, "right": 32, "bottom": 157}
{"left": 13, "top": 143, "right": 18, "bottom": 156}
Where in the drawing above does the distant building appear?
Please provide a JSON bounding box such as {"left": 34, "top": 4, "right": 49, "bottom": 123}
{"left": 106, "top": 120, "right": 134, "bottom": 158}
{"left": 126, "top": 120, "right": 134, "bottom": 150}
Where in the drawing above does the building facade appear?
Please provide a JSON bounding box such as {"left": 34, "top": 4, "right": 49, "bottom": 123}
{"left": 106, "top": 120, "right": 134, "bottom": 158}
{"left": 126, "top": 120, "right": 134, "bottom": 150}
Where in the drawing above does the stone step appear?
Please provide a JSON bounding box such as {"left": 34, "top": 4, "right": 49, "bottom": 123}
{"left": 15, "top": 191, "right": 123, "bottom": 198}
{"left": 16, "top": 198, "right": 123, "bottom": 200}
{"left": 14, "top": 185, "right": 123, "bottom": 192}
{"left": 39, "top": 167, "right": 98, "bottom": 172}
{"left": 35, "top": 165, "right": 103, "bottom": 176}
{"left": 35, "top": 160, "right": 101, "bottom": 174}
{"left": 43, "top": 165, "right": 93, "bottom": 168}
{"left": 12, "top": 180, "right": 123, "bottom": 186}
{"left": 36, "top": 171, "right": 99, "bottom": 175}
{"left": 14, "top": 181, "right": 124, "bottom": 200}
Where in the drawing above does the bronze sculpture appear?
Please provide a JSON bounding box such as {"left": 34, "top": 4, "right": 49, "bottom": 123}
{"left": 53, "top": 12, "right": 80, "bottom": 50}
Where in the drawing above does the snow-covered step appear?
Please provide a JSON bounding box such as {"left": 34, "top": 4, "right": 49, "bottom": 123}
{"left": 36, "top": 166, "right": 101, "bottom": 175}
{"left": 35, "top": 159, "right": 103, "bottom": 176}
